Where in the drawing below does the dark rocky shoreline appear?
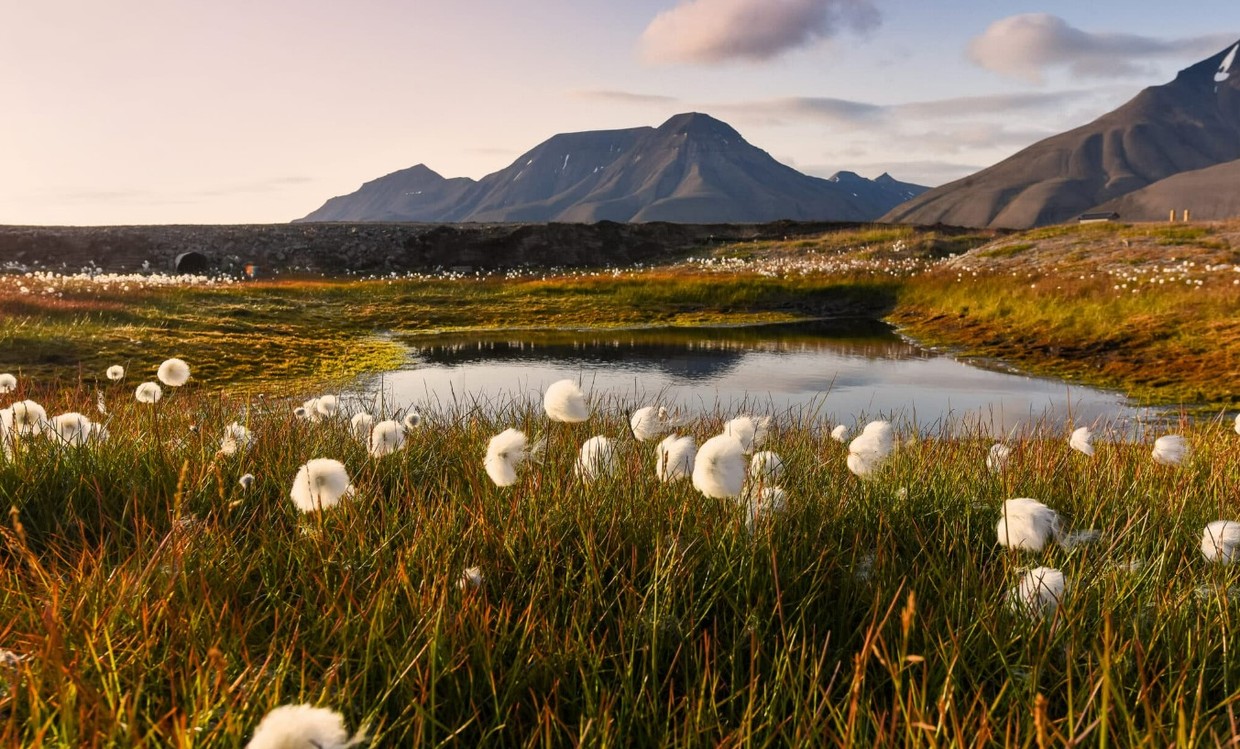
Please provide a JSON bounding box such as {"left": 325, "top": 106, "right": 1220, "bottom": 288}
{"left": 0, "top": 221, "right": 856, "bottom": 275}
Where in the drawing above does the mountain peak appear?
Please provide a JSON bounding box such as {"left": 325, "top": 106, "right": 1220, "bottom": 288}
{"left": 656, "top": 112, "right": 742, "bottom": 139}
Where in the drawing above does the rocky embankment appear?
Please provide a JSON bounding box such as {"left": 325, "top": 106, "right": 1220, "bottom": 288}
{"left": 0, "top": 221, "right": 854, "bottom": 276}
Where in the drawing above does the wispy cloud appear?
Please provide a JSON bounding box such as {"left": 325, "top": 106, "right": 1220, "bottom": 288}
{"left": 968, "top": 14, "right": 1237, "bottom": 83}
{"left": 570, "top": 89, "right": 679, "bottom": 105}
{"left": 639, "top": 0, "right": 879, "bottom": 65}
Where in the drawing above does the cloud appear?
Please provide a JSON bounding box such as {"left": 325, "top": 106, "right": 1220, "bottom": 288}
{"left": 968, "top": 14, "right": 1237, "bottom": 83}
{"left": 570, "top": 89, "right": 680, "bottom": 105}
{"left": 640, "top": 0, "right": 880, "bottom": 65}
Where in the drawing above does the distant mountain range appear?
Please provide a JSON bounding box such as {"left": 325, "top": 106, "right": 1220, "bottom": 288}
{"left": 298, "top": 113, "right": 927, "bottom": 224}
{"left": 884, "top": 39, "right": 1240, "bottom": 228}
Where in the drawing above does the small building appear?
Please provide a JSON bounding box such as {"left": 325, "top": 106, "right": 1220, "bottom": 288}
{"left": 1078, "top": 211, "right": 1119, "bottom": 224}
{"left": 174, "top": 251, "right": 210, "bottom": 274}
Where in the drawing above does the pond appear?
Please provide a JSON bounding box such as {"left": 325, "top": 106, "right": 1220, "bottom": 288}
{"left": 358, "top": 320, "right": 1162, "bottom": 438}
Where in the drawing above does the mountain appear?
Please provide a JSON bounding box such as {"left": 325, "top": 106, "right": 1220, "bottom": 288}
{"left": 298, "top": 113, "right": 926, "bottom": 223}
{"left": 883, "top": 39, "right": 1240, "bottom": 229}
{"left": 1091, "top": 159, "right": 1240, "bottom": 221}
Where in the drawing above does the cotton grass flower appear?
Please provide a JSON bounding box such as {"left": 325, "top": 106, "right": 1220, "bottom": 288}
{"left": 10, "top": 400, "right": 47, "bottom": 435}
{"left": 749, "top": 451, "right": 784, "bottom": 484}
{"left": 239, "top": 473, "right": 255, "bottom": 490}
{"left": 1008, "top": 567, "right": 1066, "bottom": 618}
{"left": 656, "top": 434, "right": 696, "bottom": 482}
{"left": 629, "top": 405, "right": 680, "bottom": 441}
{"left": 458, "top": 566, "right": 484, "bottom": 590}
{"left": 1202, "top": 521, "right": 1240, "bottom": 563}
{"left": 830, "top": 424, "right": 848, "bottom": 442}
{"left": 156, "top": 357, "right": 190, "bottom": 387}
{"left": 692, "top": 434, "right": 747, "bottom": 498}
{"left": 402, "top": 411, "right": 422, "bottom": 431}
{"left": 543, "top": 379, "right": 589, "bottom": 422}
{"left": 1069, "top": 426, "right": 1094, "bottom": 457}
{"left": 369, "top": 420, "right": 405, "bottom": 458}
{"left": 997, "top": 498, "right": 1062, "bottom": 552}
{"left": 723, "top": 415, "right": 770, "bottom": 453}
{"left": 350, "top": 412, "right": 374, "bottom": 441}
{"left": 1152, "top": 434, "right": 1189, "bottom": 465}
{"left": 987, "top": 443, "right": 1012, "bottom": 473}
{"left": 219, "top": 422, "right": 254, "bottom": 456}
{"left": 49, "top": 412, "right": 92, "bottom": 447}
{"left": 90, "top": 423, "right": 109, "bottom": 443}
{"left": 289, "top": 459, "right": 354, "bottom": 512}
{"left": 106, "top": 364, "right": 125, "bottom": 381}
{"left": 484, "top": 428, "right": 544, "bottom": 487}
{"left": 0, "top": 373, "right": 15, "bottom": 394}
{"left": 314, "top": 395, "right": 339, "bottom": 418}
{"left": 135, "top": 382, "right": 162, "bottom": 404}
{"left": 1235, "top": 413, "right": 1240, "bottom": 435}
{"left": 847, "top": 420, "right": 894, "bottom": 477}
{"left": 245, "top": 703, "right": 366, "bottom": 749}
{"left": 746, "top": 485, "right": 787, "bottom": 528}
{"left": 575, "top": 435, "right": 616, "bottom": 481}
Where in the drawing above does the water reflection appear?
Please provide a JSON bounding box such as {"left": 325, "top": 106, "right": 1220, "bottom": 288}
{"left": 360, "top": 321, "right": 1161, "bottom": 438}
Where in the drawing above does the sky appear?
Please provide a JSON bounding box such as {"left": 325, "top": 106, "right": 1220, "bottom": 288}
{"left": 2, "top": 1, "right": 1236, "bottom": 225}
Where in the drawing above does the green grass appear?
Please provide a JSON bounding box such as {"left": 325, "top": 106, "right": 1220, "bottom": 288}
{"left": 3, "top": 380, "right": 1240, "bottom": 745}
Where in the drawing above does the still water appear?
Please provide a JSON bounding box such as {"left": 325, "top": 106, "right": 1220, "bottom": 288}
{"left": 360, "top": 320, "right": 1160, "bottom": 437}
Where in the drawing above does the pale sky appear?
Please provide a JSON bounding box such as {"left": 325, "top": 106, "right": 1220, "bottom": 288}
{"left": 2, "top": 1, "right": 1236, "bottom": 225}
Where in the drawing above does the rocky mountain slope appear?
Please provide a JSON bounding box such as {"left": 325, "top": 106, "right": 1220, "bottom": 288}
{"left": 299, "top": 113, "right": 926, "bottom": 224}
{"left": 883, "top": 40, "right": 1240, "bottom": 228}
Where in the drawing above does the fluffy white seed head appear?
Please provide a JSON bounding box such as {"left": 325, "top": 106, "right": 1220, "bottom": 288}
{"left": 0, "top": 373, "right": 16, "bottom": 393}
{"left": 748, "top": 451, "right": 784, "bottom": 484}
{"left": 1152, "top": 434, "right": 1189, "bottom": 466}
{"left": 402, "top": 411, "right": 422, "bottom": 431}
{"left": 746, "top": 485, "right": 788, "bottom": 528}
{"left": 692, "top": 434, "right": 747, "bottom": 498}
{"left": 157, "top": 358, "right": 191, "bottom": 387}
{"left": 485, "top": 428, "right": 543, "bottom": 487}
{"left": 106, "top": 364, "right": 125, "bottom": 381}
{"left": 576, "top": 435, "right": 616, "bottom": 481}
{"left": 350, "top": 412, "right": 374, "bottom": 441}
{"left": 245, "top": 703, "right": 365, "bottom": 749}
{"left": 293, "top": 406, "right": 309, "bottom": 419}
{"left": 239, "top": 473, "right": 255, "bottom": 490}
{"left": 90, "top": 422, "right": 109, "bottom": 443}
{"left": 1202, "top": 520, "right": 1240, "bottom": 563}
{"left": 723, "top": 415, "right": 770, "bottom": 453}
{"left": 368, "top": 420, "right": 406, "bottom": 458}
{"left": 1069, "top": 426, "right": 1094, "bottom": 457}
{"left": 458, "top": 566, "right": 484, "bottom": 590}
{"left": 10, "top": 400, "right": 47, "bottom": 435}
{"left": 1009, "top": 567, "right": 1066, "bottom": 618}
{"left": 996, "top": 498, "right": 1062, "bottom": 552}
{"left": 49, "top": 412, "right": 92, "bottom": 447}
{"left": 220, "top": 422, "right": 254, "bottom": 456}
{"left": 655, "top": 434, "right": 696, "bottom": 482}
{"left": 1, "top": 409, "right": 13, "bottom": 460}
{"left": 629, "top": 406, "right": 680, "bottom": 441}
{"left": 543, "top": 379, "right": 589, "bottom": 423}
{"left": 135, "top": 382, "right": 162, "bottom": 404}
{"left": 846, "top": 421, "right": 894, "bottom": 477}
{"left": 314, "top": 395, "right": 339, "bottom": 418}
{"left": 987, "top": 443, "right": 1012, "bottom": 473}
{"left": 289, "top": 459, "right": 354, "bottom": 512}
{"left": 830, "top": 424, "right": 848, "bottom": 443}
{"left": 1235, "top": 413, "right": 1240, "bottom": 436}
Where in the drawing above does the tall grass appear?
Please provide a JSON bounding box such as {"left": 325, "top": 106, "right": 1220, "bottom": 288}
{"left": 3, "top": 379, "right": 1240, "bottom": 746}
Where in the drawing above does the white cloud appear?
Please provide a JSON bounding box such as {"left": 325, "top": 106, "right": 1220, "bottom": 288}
{"left": 570, "top": 89, "right": 680, "bottom": 105}
{"left": 640, "top": 0, "right": 880, "bottom": 65}
{"left": 968, "top": 14, "right": 1236, "bottom": 83}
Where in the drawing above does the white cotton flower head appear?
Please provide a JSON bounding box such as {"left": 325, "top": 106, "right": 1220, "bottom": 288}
{"left": 1009, "top": 567, "right": 1066, "bottom": 618}
{"left": 543, "top": 379, "right": 589, "bottom": 422}
{"left": 1, "top": 409, "right": 13, "bottom": 460}
{"left": 96, "top": 391, "right": 107, "bottom": 415}
{"left": 244, "top": 703, "right": 365, "bottom": 749}
{"left": 1069, "top": 426, "right": 1094, "bottom": 457}
{"left": 1235, "top": 413, "right": 1240, "bottom": 436}
{"left": 11, "top": 400, "right": 47, "bottom": 435}
{"left": 368, "top": 419, "right": 406, "bottom": 458}
{"left": 220, "top": 422, "right": 254, "bottom": 456}
{"left": 987, "top": 443, "right": 1012, "bottom": 473}
{"left": 629, "top": 405, "right": 681, "bottom": 442}
{"left": 692, "top": 434, "right": 747, "bottom": 498}
{"left": 748, "top": 451, "right": 784, "bottom": 484}
{"left": 402, "top": 411, "right": 422, "bottom": 431}
{"left": 293, "top": 406, "right": 309, "bottom": 420}
{"left": 847, "top": 420, "right": 894, "bottom": 477}
{"left": 314, "top": 395, "right": 338, "bottom": 418}
{"left": 1152, "top": 434, "right": 1189, "bottom": 466}
{"left": 156, "top": 357, "right": 190, "bottom": 387}
{"left": 289, "top": 459, "right": 354, "bottom": 512}
{"left": 49, "top": 412, "right": 92, "bottom": 447}
{"left": 996, "top": 498, "right": 1062, "bottom": 552}
{"left": 135, "top": 382, "right": 162, "bottom": 404}
{"left": 746, "top": 485, "right": 787, "bottom": 529}
{"left": 575, "top": 435, "right": 616, "bottom": 481}
{"left": 830, "top": 424, "right": 849, "bottom": 443}
{"left": 350, "top": 412, "right": 374, "bottom": 441}
{"left": 106, "top": 364, "right": 125, "bottom": 381}
{"left": 484, "top": 428, "right": 544, "bottom": 487}
{"left": 0, "top": 373, "right": 15, "bottom": 394}
{"left": 90, "top": 422, "right": 109, "bottom": 443}
{"left": 298, "top": 398, "right": 323, "bottom": 422}
{"left": 458, "top": 566, "right": 484, "bottom": 590}
{"left": 655, "top": 434, "right": 696, "bottom": 482}
{"left": 239, "top": 473, "right": 255, "bottom": 490}
{"left": 723, "top": 415, "right": 770, "bottom": 453}
{"left": 1202, "top": 520, "right": 1240, "bottom": 563}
